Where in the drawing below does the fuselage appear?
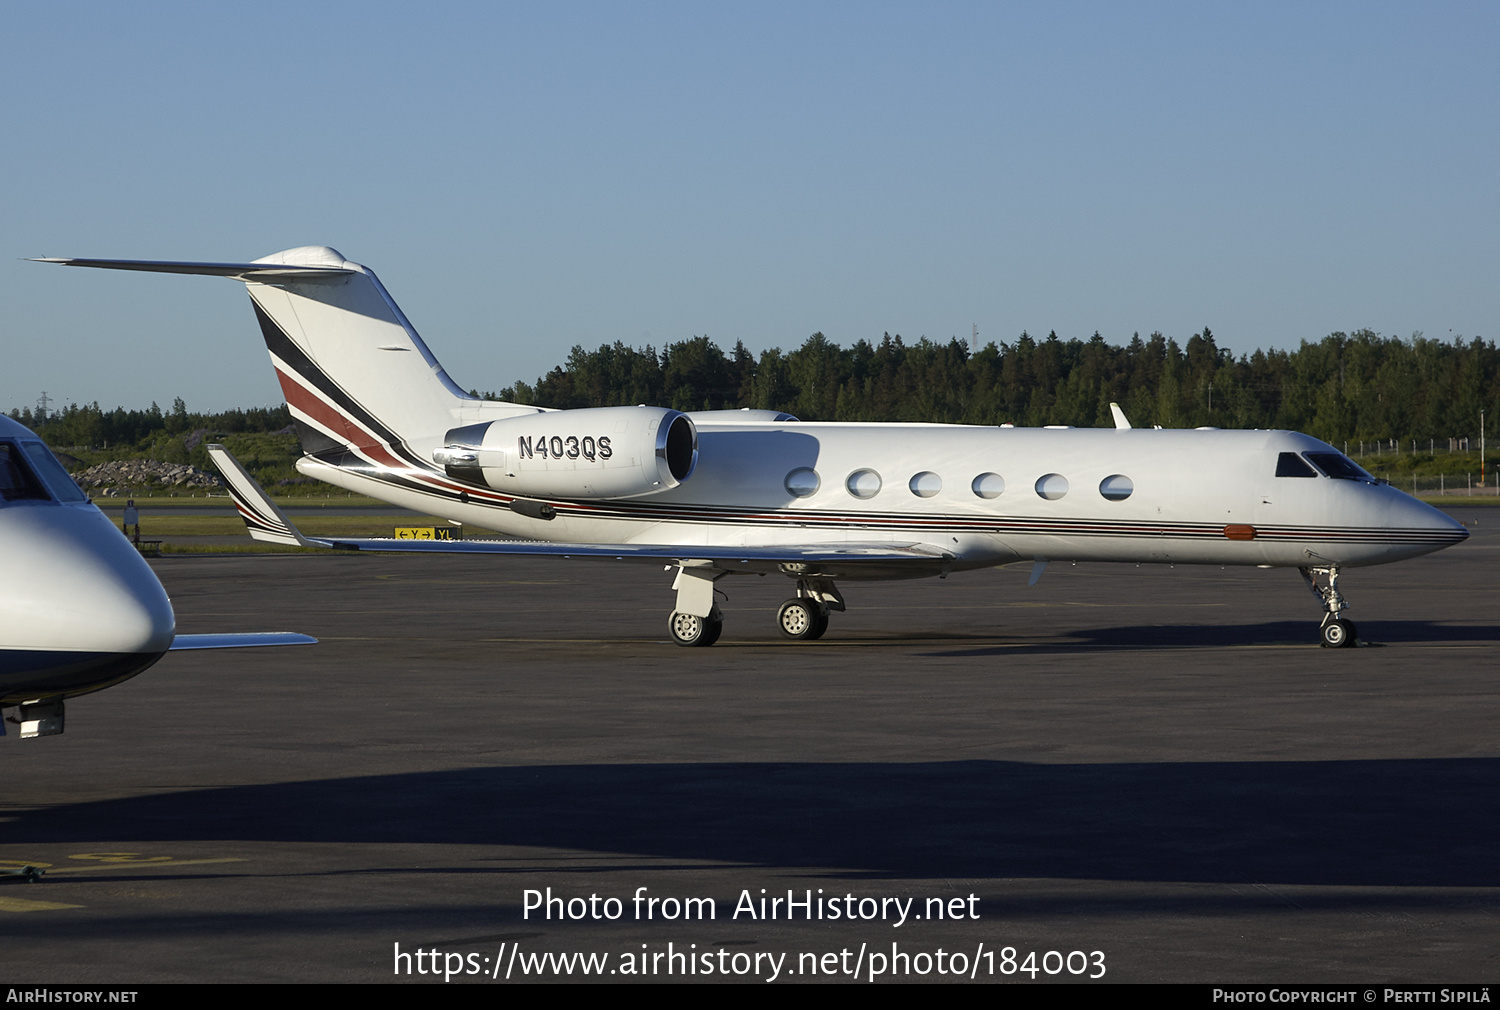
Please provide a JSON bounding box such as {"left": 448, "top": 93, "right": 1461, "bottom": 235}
{"left": 0, "top": 415, "right": 175, "bottom": 705}
{"left": 295, "top": 419, "right": 1467, "bottom": 574}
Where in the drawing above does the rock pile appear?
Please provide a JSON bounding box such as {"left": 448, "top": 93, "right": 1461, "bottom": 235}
{"left": 73, "top": 459, "right": 221, "bottom": 494}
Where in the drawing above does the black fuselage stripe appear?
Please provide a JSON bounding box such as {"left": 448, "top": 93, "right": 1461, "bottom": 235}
{"left": 330, "top": 465, "right": 1459, "bottom": 545}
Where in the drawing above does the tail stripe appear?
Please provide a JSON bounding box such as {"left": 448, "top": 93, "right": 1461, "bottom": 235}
{"left": 226, "top": 484, "right": 288, "bottom": 532}
{"left": 249, "top": 298, "right": 486, "bottom": 500}
{"left": 269, "top": 353, "right": 522, "bottom": 507}
{"left": 251, "top": 299, "right": 414, "bottom": 457}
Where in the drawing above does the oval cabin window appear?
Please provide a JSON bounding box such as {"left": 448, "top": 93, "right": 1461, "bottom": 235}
{"left": 971, "top": 473, "right": 1005, "bottom": 499}
{"left": 1034, "top": 473, "right": 1069, "bottom": 500}
{"left": 785, "top": 468, "right": 820, "bottom": 497}
{"left": 1098, "top": 474, "right": 1134, "bottom": 501}
{"left": 846, "top": 469, "right": 882, "bottom": 499}
{"left": 908, "top": 471, "right": 942, "bottom": 498}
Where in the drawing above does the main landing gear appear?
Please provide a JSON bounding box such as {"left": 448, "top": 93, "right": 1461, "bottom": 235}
{"left": 776, "top": 598, "right": 828, "bottom": 640}
{"left": 667, "top": 567, "right": 845, "bottom": 646}
{"left": 668, "top": 607, "right": 723, "bottom": 647}
{"left": 776, "top": 577, "right": 843, "bottom": 641}
{"left": 1300, "top": 565, "right": 1358, "bottom": 648}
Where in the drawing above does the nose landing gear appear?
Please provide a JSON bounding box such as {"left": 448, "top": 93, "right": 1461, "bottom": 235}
{"left": 1301, "top": 566, "right": 1358, "bottom": 648}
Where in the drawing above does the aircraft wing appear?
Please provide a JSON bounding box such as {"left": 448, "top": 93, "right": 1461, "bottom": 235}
{"left": 206, "top": 444, "right": 955, "bottom": 575}
{"left": 170, "top": 633, "right": 317, "bottom": 650}
{"left": 249, "top": 535, "right": 954, "bottom": 572}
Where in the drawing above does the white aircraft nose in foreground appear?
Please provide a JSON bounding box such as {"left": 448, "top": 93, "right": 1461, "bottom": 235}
{"left": 0, "top": 414, "right": 313, "bottom": 739}
{"left": 38, "top": 248, "right": 1468, "bottom": 649}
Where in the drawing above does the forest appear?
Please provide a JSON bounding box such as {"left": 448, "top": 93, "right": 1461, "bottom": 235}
{"left": 10, "top": 328, "right": 1498, "bottom": 490}
{"left": 488, "top": 327, "right": 1497, "bottom": 446}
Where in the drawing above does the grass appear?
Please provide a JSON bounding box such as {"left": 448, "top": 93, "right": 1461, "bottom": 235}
{"left": 91, "top": 494, "right": 392, "bottom": 509}
{"left": 1420, "top": 495, "right": 1500, "bottom": 507}
{"left": 155, "top": 543, "right": 353, "bottom": 555}
{"left": 116, "top": 515, "right": 457, "bottom": 537}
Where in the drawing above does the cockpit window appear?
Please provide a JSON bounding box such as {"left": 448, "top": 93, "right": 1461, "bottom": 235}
{"left": 1275, "top": 452, "right": 1317, "bottom": 478}
{"left": 22, "top": 442, "right": 88, "bottom": 501}
{"left": 1304, "top": 452, "right": 1376, "bottom": 482}
{"left": 0, "top": 442, "right": 51, "bottom": 501}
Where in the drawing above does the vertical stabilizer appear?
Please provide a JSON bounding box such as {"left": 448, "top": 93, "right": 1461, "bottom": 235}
{"left": 246, "top": 248, "right": 477, "bottom": 461}
{"left": 35, "top": 247, "right": 543, "bottom": 472}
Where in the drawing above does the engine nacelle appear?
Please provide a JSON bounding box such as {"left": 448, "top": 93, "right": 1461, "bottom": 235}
{"left": 434, "top": 406, "right": 697, "bottom": 499}
{"left": 685, "top": 408, "right": 799, "bottom": 424}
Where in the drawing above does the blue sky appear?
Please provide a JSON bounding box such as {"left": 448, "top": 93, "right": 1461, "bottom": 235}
{"left": 4, "top": 2, "right": 1496, "bottom": 413}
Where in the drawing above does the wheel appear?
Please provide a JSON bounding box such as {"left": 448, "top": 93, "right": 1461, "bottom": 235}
{"left": 776, "top": 599, "right": 825, "bottom": 640}
{"left": 669, "top": 611, "right": 721, "bottom": 647}
{"left": 1320, "top": 618, "right": 1357, "bottom": 648}
{"left": 806, "top": 608, "right": 829, "bottom": 640}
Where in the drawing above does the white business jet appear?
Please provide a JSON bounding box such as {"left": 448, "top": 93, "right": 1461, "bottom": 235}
{"left": 37, "top": 247, "right": 1467, "bottom": 649}
{"left": 0, "top": 413, "right": 313, "bottom": 739}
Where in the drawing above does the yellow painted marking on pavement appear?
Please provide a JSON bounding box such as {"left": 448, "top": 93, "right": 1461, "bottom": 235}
{"left": 373, "top": 575, "right": 568, "bottom": 585}
{"left": 0, "top": 860, "right": 53, "bottom": 870}
{"left": 0, "top": 896, "right": 83, "bottom": 912}
{"left": 45, "top": 857, "right": 245, "bottom": 874}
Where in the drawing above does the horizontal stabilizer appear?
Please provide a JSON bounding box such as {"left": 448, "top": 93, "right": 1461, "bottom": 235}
{"left": 37, "top": 247, "right": 496, "bottom": 461}
{"left": 29, "top": 257, "right": 353, "bottom": 281}
{"left": 170, "top": 633, "right": 317, "bottom": 650}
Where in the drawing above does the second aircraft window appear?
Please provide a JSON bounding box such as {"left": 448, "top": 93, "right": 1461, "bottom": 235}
{"left": 908, "top": 472, "right": 942, "bottom": 497}
{"left": 1034, "top": 473, "right": 1069, "bottom": 500}
{"left": 971, "top": 473, "right": 1005, "bottom": 498}
{"left": 785, "top": 468, "right": 820, "bottom": 497}
{"left": 846, "top": 469, "right": 882, "bottom": 499}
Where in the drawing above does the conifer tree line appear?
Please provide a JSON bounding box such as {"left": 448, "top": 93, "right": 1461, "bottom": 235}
{"left": 488, "top": 328, "right": 1498, "bottom": 446}
{"left": 8, "top": 397, "right": 291, "bottom": 453}
{"left": 10, "top": 328, "right": 1499, "bottom": 452}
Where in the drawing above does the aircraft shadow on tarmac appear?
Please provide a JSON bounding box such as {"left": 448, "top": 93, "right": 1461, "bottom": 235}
{"left": 11, "top": 757, "right": 1500, "bottom": 889}
{"left": 924, "top": 619, "right": 1500, "bottom": 654}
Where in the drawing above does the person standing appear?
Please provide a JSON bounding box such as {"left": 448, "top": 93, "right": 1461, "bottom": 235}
{"left": 122, "top": 499, "right": 140, "bottom": 544}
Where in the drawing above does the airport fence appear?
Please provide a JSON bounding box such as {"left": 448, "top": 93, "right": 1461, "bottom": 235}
{"left": 1405, "top": 474, "right": 1498, "bottom": 498}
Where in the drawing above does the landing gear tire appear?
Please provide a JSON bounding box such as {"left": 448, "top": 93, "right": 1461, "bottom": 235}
{"left": 777, "top": 599, "right": 828, "bottom": 640}
{"left": 1320, "top": 618, "right": 1357, "bottom": 649}
{"left": 806, "top": 610, "right": 829, "bottom": 640}
{"left": 669, "top": 611, "right": 722, "bottom": 647}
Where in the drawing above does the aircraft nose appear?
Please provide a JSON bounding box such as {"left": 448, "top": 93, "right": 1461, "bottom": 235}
{"left": 0, "top": 506, "right": 175, "bottom": 654}
{"left": 1396, "top": 493, "right": 1469, "bottom": 547}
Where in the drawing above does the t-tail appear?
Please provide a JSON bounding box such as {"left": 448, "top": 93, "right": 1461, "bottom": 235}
{"left": 34, "top": 247, "right": 540, "bottom": 475}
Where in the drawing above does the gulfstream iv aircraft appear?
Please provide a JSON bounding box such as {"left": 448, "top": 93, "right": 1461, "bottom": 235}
{"left": 39, "top": 247, "right": 1468, "bottom": 649}
{"left": 0, "top": 414, "right": 314, "bottom": 739}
